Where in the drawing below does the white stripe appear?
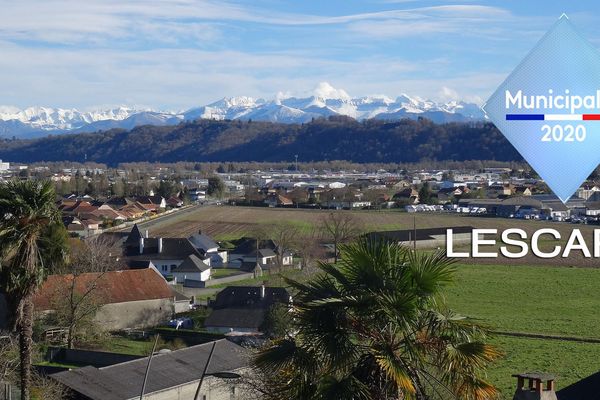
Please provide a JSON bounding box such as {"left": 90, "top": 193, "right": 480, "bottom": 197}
{"left": 545, "top": 114, "right": 581, "bottom": 121}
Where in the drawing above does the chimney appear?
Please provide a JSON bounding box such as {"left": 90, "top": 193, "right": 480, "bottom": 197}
{"left": 145, "top": 229, "right": 149, "bottom": 238}
{"left": 139, "top": 237, "right": 145, "bottom": 254}
{"left": 512, "top": 373, "right": 557, "bottom": 400}
{"left": 158, "top": 237, "right": 163, "bottom": 253}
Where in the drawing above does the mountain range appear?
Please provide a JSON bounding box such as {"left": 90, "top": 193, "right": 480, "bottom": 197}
{"left": 0, "top": 83, "right": 485, "bottom": 139}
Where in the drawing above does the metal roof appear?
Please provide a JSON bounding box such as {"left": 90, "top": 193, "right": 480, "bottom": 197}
{"left": 52, "top": 339, "right": 248, "bottom": 400}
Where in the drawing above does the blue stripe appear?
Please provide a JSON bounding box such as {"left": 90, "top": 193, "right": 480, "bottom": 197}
{"left": 506, "top": 114, "right": 545, "bottom": 120}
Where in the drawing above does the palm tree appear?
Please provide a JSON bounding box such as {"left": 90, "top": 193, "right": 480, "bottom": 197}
{"left": 254, "top": 238, "right": 501, "bottom": 400}
{"left": 0, "top": 180, "right": 67, "bottom": 400}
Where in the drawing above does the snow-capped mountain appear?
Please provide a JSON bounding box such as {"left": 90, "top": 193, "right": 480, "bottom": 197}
{"left": 0, "top": 83, "right": 485, "bottom": 138}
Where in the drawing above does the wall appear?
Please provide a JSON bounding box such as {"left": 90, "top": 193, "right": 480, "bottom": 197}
{"left": 397, "top": 232, "right": 472, "bottom": 249}
{"left": 95, "top": 298, "right": 173, "bottom": 330}
{"left": 204, "top": 273, "right": 254, "bottom": 288}
{"left": 204, "top": 326, "right": 259, "bottom": 334}
{"left": 47, "top": 347, "right": 141, "bottom": 368}
{"left": 140, "top": 369, "right": 249, "bottom": 400}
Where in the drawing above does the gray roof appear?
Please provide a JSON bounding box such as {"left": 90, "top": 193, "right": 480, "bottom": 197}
{"left": 127, "top": 238, "right": 203, "bottom": 260}
{"left": 173, "top": 254, "right": 211, "bottom": 273}
{"left": 52, "top": 339, "right": 247, "bottom": 400}
{"left": 558, "top": 370, "right": 600, "bottom": 400}
{"left": 211, "top": 286, "right": 291, "bottom": 309}
{"left": 204, "top": 308, "right": 266, "bottom": 330}
{"left": 189, "top": 232, "right": 219, "bottom": 252}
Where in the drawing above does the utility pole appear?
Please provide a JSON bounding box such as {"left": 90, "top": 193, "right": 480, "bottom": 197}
{"left": 193, "top": 341, "right": 217, "bottom": 400}
{"left": 413, "top": 215, "right": 417, "bottom": 251}
{"left": 295, "top": 155, "right": 298, "bottom": 172}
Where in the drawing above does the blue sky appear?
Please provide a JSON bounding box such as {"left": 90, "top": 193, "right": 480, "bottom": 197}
{"left": 2, "top": 0, "right": 600, "bottom": 110}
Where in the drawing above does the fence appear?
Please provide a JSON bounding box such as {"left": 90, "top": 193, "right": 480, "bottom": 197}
{"left": 182, "top": 272, "right": 254, "bottom": 288}
{"left": 45, "top": 347, "right": 142, "bottom": 368}
{"left": 0, "top": 382, "right": 19, "bottom": 400}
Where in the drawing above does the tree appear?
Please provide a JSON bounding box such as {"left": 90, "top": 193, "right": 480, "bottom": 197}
{"left": 254, "top": 238, "right": 501, "bottom": 400}
{"left": 0, "top": 180, "right": 68, "bottom": 400}
{"left": 207, "top": 176, "right": 226, "bottom": 198}
{"left": 293, "top": 227, "right": 323, "bottom": 273}
{"left": 156, "top": 179, "right": 178, "bottom": 199}
{"left": 321, "top": 212, "right": 360, "bottom": 263}
{"left": 260, "top": 303, "right": 292, "bottom": 339}
{"left": 268, "top": 223, "right": 299, "bottom": 271}
{"left": 418, "top": 182, "right": 432, "bottom": 205}
{"left": 48, "top": 237, "right": 122, "bottom": 348}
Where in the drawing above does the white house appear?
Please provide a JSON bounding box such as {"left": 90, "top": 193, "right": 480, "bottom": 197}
{"left": 171, "top": 254, "right": 212, "bottom": 284}
{"left": 189, "top": 231, "right": 228, "bottom": 266}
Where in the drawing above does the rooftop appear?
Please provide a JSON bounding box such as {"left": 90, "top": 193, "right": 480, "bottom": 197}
{"left": 52, "top": 339, "right": 248, "bottom": 400}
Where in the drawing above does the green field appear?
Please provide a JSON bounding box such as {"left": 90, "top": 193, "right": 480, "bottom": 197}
{"left": 446, "top": 264, "right": 600, "bottom": 398}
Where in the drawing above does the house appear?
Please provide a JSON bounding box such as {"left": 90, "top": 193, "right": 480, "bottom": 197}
{"left": 124, "top": 224, "right": 207, "bottom": 275}
{"left": 32, "top": 268, "right": 175, "bottom": 330}
{"left": 189, "top": 230, "right": 228, "bottom": 266}
{"left": 393, "top": 188, "right": 419, "bottom": 204}
{"left": 171, "top": 254, "right": 212, "bottom": 285}
{"left": 135, "top": 195, "right": 167, "bottom": 210}
{"left": 62, "top": 216, "right": 86, "bottom": 236}
{"left": 204, "top": 285, "right": 292, "bottom": 334}
{"left": 188, "top": 188, "right": 207, "bottom": 202}
{"left": 166, "top": 196, "right": 184, "bottom": 208}
{"left": 487, "top": 183, "right": 514, "bottom": 198}
{"left": 228, "top": 237, "right": 293, "bottom": 270}
{"left": 264, "top": 193, "right": 293, "bottom": 207}
{"left": 52, "top": 339, "right": 249, "bottom": 400}
{"left": 366, "top": 226, "right": 474, "bottom": 249}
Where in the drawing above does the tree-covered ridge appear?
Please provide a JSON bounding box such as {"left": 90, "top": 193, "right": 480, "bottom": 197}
{"left": 0, "top": 117, "right": 519, "bottom": 165}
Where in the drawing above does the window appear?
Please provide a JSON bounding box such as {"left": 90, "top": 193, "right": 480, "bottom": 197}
{"left": 162, "top": 265, "right": 167, "bottom": 272}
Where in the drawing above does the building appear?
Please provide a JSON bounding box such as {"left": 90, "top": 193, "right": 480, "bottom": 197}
{"left": 124, "top": 224, "right": 207, "bottom": 275}
{"left": 171, "top": 254, "right": 212, "bottom": 285}
{"left": 228, "top": 237, "right": 293, "bottom": 270}
{"left": 52, "top": 339, "right": 249, "bottom": 400}
{"left": 189, "top": 230, "right": 228, "bottom": 266}
{"left": 204, "top": 285, "right": 292, "bottom": 334}
{"left": 366, "top": 226, "right": 474, "bottom": 249}
{"left": 32, "top": 269, "right": 176, "bottom": 330}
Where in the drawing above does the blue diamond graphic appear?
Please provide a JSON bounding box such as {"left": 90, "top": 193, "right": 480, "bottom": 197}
{"left": 483, "top": 15, "right": 600, "bottom": 202}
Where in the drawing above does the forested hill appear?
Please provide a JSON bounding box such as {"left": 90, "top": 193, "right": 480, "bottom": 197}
{"left": 0, "top": 116, "right": 520, "bottom": 165}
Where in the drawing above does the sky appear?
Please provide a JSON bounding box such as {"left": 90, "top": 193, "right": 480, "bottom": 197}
{"left": 2, "top": 0, "right": 600, "bottom": 111}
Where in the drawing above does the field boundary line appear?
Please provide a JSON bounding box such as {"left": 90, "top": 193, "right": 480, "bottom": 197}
{"left": 494, "top": 330, "right": 600, "bottom": 344}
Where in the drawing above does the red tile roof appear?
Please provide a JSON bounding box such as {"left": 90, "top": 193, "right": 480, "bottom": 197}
{"left": 33, "top": 269, "right": 173, "bottom": 311}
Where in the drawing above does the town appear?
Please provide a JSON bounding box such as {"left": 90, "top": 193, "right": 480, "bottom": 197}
{"left": 0, "top": 159, "right": 599, "bottom": 240}
{"left": 0, "top": 158, "right": 599, "bottom": 399}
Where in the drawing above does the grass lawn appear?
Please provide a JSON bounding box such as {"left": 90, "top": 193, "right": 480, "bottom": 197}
{"left": 35, "top": 360, "right": 85, "bottom": 369}
{"left": 487, "top": 335, "right": 600, "bottom": 398}
{"left": 210, "top": 268, "right": 245, "bottom": 278}
{"left": 445, "top": 263, "right": 600, "bottom": 398}
{"left": 446, "top": 264, "right": 600, "bottom": 338}
{"left": 99, "top": 336, "right": 152, "bottom": 356}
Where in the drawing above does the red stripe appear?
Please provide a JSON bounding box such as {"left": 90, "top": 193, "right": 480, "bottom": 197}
{"left": 583, "top": 114, "right": 600, "bottom": 120}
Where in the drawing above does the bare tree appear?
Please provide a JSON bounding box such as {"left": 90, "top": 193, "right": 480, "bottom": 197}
{"left": 0, "top": 334, "right": 19, "bottom": 384}
{"left": 48, "top": 237, "right": 123, "bottom": 348}
{"left": 321, "top": 212, "right": 361, "bottom": 263}
{"left": 268, "top": 222, "right": 300, "bottom": 272}
{"left": 294, "top": 227, "right": 324, "bottom": 273}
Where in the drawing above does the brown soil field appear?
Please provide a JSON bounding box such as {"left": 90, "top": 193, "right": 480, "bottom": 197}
{"left": 138, "top": 205, "right": 600, "bottom": 267}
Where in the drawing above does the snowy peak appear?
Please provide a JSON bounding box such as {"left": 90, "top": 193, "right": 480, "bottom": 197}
{"left": 0, "top": 83, "right": 485, "bottom": 138}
